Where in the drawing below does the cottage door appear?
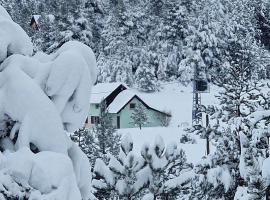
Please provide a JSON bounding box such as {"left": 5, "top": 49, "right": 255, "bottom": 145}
{"left": 117, "top": 116, "right": 120, "bottom": 129}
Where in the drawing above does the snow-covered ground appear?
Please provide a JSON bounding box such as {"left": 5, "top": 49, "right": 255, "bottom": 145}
{"left": 117, "top": 83, "right": 220, "bottom": 164}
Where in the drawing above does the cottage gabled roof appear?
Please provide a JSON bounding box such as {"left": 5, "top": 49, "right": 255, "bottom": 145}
{"left": 107, "top": 90, "right": 171, "bottom": 116}
{"left": 33, "top": 15, "right": 41, "bottom": 23}
{"left": 90, "top": 82, "right": 127, "bottom": 104}
{"left": 31, "top": 14, "right": 55, "bottom": 25}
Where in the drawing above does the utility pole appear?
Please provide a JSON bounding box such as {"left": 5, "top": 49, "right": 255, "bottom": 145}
{"left": 192, "top": 91, "right": 202, "bottom": 127}
{"left": 192, "top": 62, "right": 210, "bottom": 159}
{"left": 192, "top": 64, "right": 203, "bottom": 128}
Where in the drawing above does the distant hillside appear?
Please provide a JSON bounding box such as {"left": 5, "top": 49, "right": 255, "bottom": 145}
{"left": 2, "top": 0, "right": 270, "bottom": 91}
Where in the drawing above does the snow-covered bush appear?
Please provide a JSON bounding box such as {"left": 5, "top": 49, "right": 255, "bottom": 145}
{"left": 180, "top": 133, "right": 196, "bottom": 144}
{"left": 0, "top": 5, "right": 97, "bottom": 199}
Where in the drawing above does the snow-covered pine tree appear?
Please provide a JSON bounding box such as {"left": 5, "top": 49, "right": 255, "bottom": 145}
{"left": 192, "top": 26, "right": 267, "bottom": 199}
{"left": 179, "top": 0, "right": 224, "bottom": 83}
{"left": 58, "top": 2, "right": 93, "bottom": 47}
{"left": 93, "top": 100, "right": 121, "bottom": 162}
{"left": 92, "top": 134, "right": 148, "bottom": 199}
{"left": 135, "top": 50, "right": 159, "bottom": 92}
{"left": 162, "top": 142, "right": 193, "bottom": 199}
{"left": 92, "top": 135, "right": 193, "bottom": 199}
{"left": 92, "top": 158, "right": 117, "bottom": 199}
{"left": 240, "top": 132, "right": 267, "bottom": 199}
{"left": 130, "top": 103, "right": 148, "bottom": 130}
{"left": 141, "top": 136, "right": 193, "bottom": 199}
{"left": 109, "top": 134, "right": 148, "bottom": 199}
{"left": 253, "top": 0, "right": 270, "bottom": 50}
{"left": 213, "top": 30, "right": 269, "bottom": 199}
{"left": 70, "top": 127, "right": 98, "bottom": 167}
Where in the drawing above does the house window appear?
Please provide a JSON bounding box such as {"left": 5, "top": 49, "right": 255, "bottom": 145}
{"left": 91, "top": 116, "right": 100, "bottom": 124}
{"left": 95, "top": 104, "right": 100, "bottom": 109}
{"left": 130, "top": 103, "right": 136, "bottom": 109}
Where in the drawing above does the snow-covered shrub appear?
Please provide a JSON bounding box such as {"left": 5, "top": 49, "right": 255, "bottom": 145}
{"left": 156, "top": 111, "right": 171, "bottom": 127}
{"left": 180, "top": 133, "right": 196, "bottom": 144}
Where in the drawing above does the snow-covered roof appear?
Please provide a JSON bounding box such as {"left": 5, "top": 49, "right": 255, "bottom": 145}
{"left": 32, "top": 14, "right": 55, "bottom": 24}
{"left": 107, "top": 90, "right": 135, "bottom": 113}
{"left": 107, "top": 90, "right": 170, "bottom": 116}
{"left": 33, "top": 15, "right": 41, "bottom": 22}
{"left": 90, "top": 82, "right": 127, "bottom": 104}
{"left": 47, "top": 14, "right": 55, "bottom": 22}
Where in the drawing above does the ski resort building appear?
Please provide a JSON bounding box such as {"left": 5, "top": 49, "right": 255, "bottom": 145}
{"left": 87, "top": 83, "right": 171, "bottom": 129}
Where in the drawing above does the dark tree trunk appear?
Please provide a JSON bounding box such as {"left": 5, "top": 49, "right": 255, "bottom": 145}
{"left": 206, "top": 136, "right": 210, "bottom": 155}
{"left": 206, "top": 114, "right": 210, "bottom": 155}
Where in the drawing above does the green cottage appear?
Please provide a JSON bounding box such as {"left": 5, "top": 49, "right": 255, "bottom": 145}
{"left": 87, "top": 83, "right": 171, "bottom": 129}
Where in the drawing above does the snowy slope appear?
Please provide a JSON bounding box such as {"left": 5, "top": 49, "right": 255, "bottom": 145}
{"left": 117, "top": 82, "right": 220, "bottom": 164}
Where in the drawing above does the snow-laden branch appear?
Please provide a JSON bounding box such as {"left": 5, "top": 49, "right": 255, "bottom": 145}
{"left": 164, "top": 171, "right": 195, "bottom": 189}
{"left": 247, "top": 110, "right": 270, "bottom": 127}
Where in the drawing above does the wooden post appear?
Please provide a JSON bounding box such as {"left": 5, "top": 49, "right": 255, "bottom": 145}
{"left": 206, "top": 114, "right": 210, "bottom": 155}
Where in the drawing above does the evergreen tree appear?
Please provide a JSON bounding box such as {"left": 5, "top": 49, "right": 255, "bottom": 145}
{"left": 70, "top": 127, "right": 98, "bottom": 167}
{"left": 130, "top": 103, "right": 148, "bottom": 129}
{"left": 109, "top": 134, "right": 148, "bottom": 199}
{"left": 135, "top": 50, "right": 159, "bottom": 92}
{"left": 162, "top": 142, "right": 193, "bottom": 199}
{"left": 141, "top": 136, "right": 193, "bottom": 199}
{"left": 191, "top": 22, "right": 267, "bottom": 199}
{"left": 240, "top": 133, "right": 267, "bottom": 199}
{"left": 94, "top": 100, "right": 121, "bottom": 162}
{"left": 92, "top": 158, "right": 117, "bottom": 199}
{"left": 92, "top": 134, "right": 147, "bottom": 199}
